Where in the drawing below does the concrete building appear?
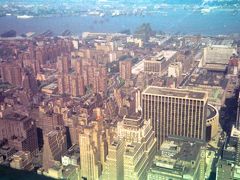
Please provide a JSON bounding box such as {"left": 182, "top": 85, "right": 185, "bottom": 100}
{"left": 10, "top": 151, "right": 33, "bottom": 170}
{"left": 101, "top": 138, "right": 125, "bottom": 180}
{"left": 79, "top": 120, "right": 108, "bottom": 180}
{"left": 144, "top": 51, "right": 177, "bottom": 76}
{"left": 57, "top": 55, "right": 71, "bottom": 74}
{"left": 168, "top": 62, "right": 183, "bottom": 78}
{"left": 117, "top": 114, "right": 157, "bottom": 180}
{"left": 0, "top": 62, "right": 23, "bottom": 87}
{"left": 202, "top": 45, "right": 236, "bottom": 71}
{"left": 42, "top": 126, "right": 67, "bottom": 170}
{"left": 147, "top": 136, "right": 206, "bottom": 180}
{"left": 41, "top": 163, "right": 81, "bottom": 180}
{"left": 142, "top": 86, "right": 208, "bottom": 149}
{"left": 185, "top": 70, "right": 228, "bottom": 110}
{"left": 0, "top": 113, "right": 38, "bottom": 154}
{"left": 61, "top": 144, "right": 80, "bottom": 167}
{"left": 119, "top": 60, "right": 132, "bottom": 81}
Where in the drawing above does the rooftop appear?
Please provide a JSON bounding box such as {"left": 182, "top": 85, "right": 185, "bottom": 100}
{"left": 148, "top": 136, "right": 205, "bottom": 177}
{"left": 186, "top": 69, "right": 228, "bottom": 90}
{"left": 160, "top": 136, "right": 203, "bottom": 162}
{"left": 4, "top": 113, "right": 28, "bottom": 122}
{"left": 142, "top": 86, "right": 207, "bottom": 100}
{"left": 123, "top": 114, "right": 144, "bottom": 129}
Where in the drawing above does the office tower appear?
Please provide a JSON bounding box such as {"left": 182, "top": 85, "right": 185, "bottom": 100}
{"left": 0, "top": 62, "right": 22, "bottom": 87}
{"left": 101, "top": 138, "right": 125, "bottom": 180}
{"left": 0, "top": 113, "right": 38, "bottom": 154}
{"left": 147, "top": 136, "right": 206, "bottom": 180}
{"left": 142, "top": 86, "right": 208, "bottom": 149}
{"left": 119, "top": 60, "right": 132, "bottom": 81}
{"left": 42, "top": 126, "right": 67, "bottom": 170}
{"left": 117, "top": 114, "right": 157, "bottom": 180}
{"left": 79, "top": 120, "right": 108, "bottom": 180}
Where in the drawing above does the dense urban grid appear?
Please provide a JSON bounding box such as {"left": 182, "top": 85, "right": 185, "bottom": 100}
{"left": 0, "top": 2, "right": 240, "bottom": 179}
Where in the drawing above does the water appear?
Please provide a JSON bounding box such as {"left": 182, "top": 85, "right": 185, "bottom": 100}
{"left": 0, "top": 9, "right": 240, "bottom": 36}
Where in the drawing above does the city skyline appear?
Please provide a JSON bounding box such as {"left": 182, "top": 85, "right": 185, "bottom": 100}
{"left": 0, "top": 1, "right": 240, "bottom": 180}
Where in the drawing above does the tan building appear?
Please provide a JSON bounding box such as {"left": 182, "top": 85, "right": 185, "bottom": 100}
{"left": 144, "top": 51, "right": 177, "bottom": 76}
{"left": 142, "top": 86, "right": 208, "bottom": 149}
{"left": 168, "top": 62, "right": 183, "bottom": 78}
{"left": 10, "top": 151, "right": 33, "bottom": 170}
{"left": 57, "top": 55, "right": 71, "bottom": 74}
{"left": 117, "top": 114, "right": 157, "bottom": 180}
{"left": 101, "top": 138, "right": 125, "bottom": 180}
{"left": 203, "top": 45, "right": 236, "bottom": 65}
{"left": 79, "top": 120, "right": 108, "bottom": 180}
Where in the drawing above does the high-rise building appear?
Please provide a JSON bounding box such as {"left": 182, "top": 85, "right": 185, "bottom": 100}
{"left": 119, "top": 60, "right": 132, "bottom": 81}
{"left": 0, "top": 113, "right": 38, "bottom": 154}
{"left": 0, "top": 62, "right": 23, "bottom": 87}
{"left": 147, "top": 136, "right": 206, "bottom": 180}
{"left": 142, "top": 86, "right": 208, "bottom": 149}
{"left": 42, "top": 126, "right": 67, "bottom": 170}
{"left": 79, "top": 120, "right": 108, "bottom": 180}
{"left": 101, "top": 138, "right": 125, "bottom": 180}
{"left": 57, "top": 55, "right": 71, "bottom": 74}
{"left": 117, "top": 114, "right": 157, "bottom": 180}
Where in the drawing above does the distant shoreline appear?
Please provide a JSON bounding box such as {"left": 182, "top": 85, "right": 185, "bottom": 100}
{"left": 0, "top": 9, "right": 240, "bottom": 36}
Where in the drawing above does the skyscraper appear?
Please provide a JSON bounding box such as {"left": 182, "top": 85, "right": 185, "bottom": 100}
{"left": 0, "top": 62, "right": 23, "bottom": 87}
{"left": 117, "top": 114, "right": 157, "bottom": 180}
{"left": 57, "top": 55, "right": 71, "bottom": 74}
{"left": 79, "top": 120, "right": 108, "bottom": 180}
{"left": 142, "top": 86, "right": 208, "bottom": 149}
{"left": 101, "top": 139, "right": 125, "bottom": 180}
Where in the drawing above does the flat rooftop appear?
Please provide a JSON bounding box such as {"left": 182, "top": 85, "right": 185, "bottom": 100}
{"left": 186, "top": 69, "right": 228, "bottom": 89}
{"left": 160, "top": 137, "right": 202, "bottom": 162}
{"left": 142, "top": 86, "right": 207, "bottom": 100}
{"left": 4, "top": 113, "right": 28, "bottom": 122}
{"left": 148, "top": 136, "right": 205, "bottom": 176}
